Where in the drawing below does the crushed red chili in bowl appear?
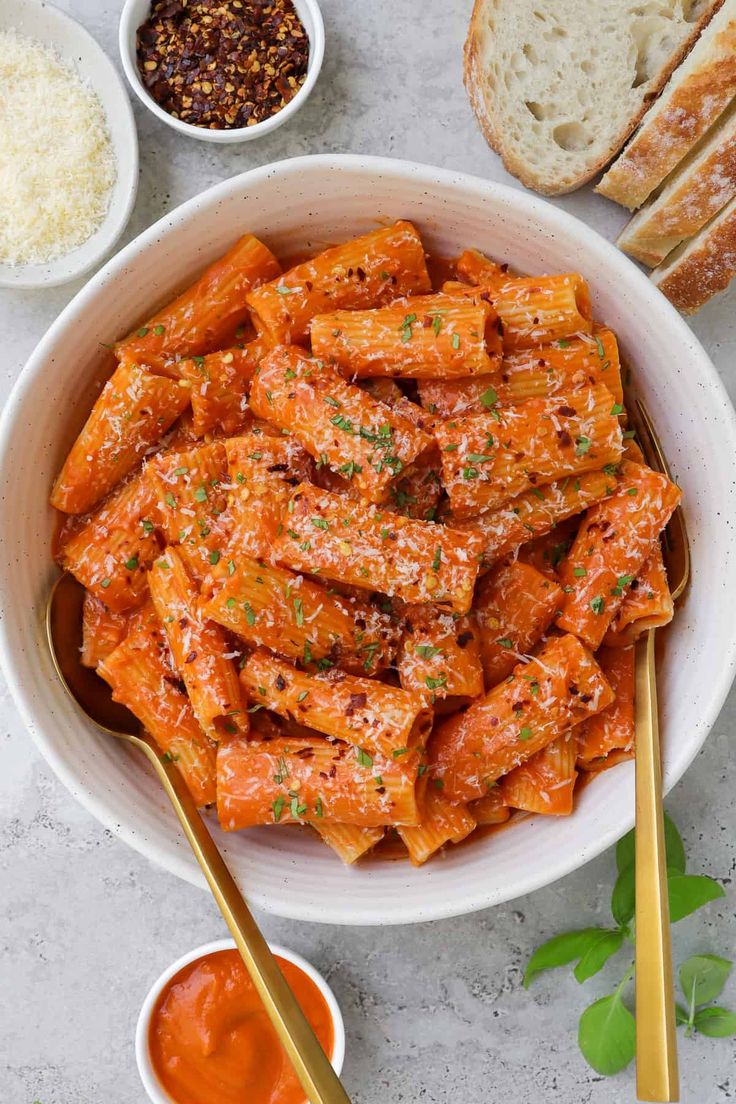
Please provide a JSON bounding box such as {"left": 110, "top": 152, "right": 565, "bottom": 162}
{"left": 136, "top": 0, "right": 310, "bottom": 131}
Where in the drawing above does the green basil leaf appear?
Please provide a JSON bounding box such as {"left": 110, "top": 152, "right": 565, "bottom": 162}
{"left": 615, "top": 827, "right": 634, "bottom": 873}
{"left": 523, "top": 928, "right": 604, "bottom": 988}
{"left": 611, "top": 864, "right": 635, "bottom": 926}
{"left": 663, "top": 813, "right": 686, "bottom": 874}
{"left": 679, "top": 954, "right": 732, "bottom": 1007}
{"left": 573, "top": 930, "right": 625, "bottom": 983}
{"left": 615, "top": 812, "right": 685, "bottom": 875}
{"left": 693, "top": 1006, "right": 736, "bottom": 1038}
{"left": 668, "top": 874, "right": 725, "bottom": 922}
{"left": 675, "top": 1003, "right": 690, "bottom": 1027}
{"left": 578, "top": 992, "right": 636, "bottom": 1076}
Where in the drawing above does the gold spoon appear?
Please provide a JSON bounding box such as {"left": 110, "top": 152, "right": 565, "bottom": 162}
{"left": 630, "top": 400, "right": 690, "bottom": 1102}
{"left": 47, "top": 571, "right": 351, "bottom": 1104}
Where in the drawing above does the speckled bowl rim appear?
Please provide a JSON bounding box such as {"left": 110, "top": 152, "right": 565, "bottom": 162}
{"left": 135, "top": 939, "right": 345, "bottom": 1104}
{"left": 2, "top": 154, "right": 736, "bottom": 925}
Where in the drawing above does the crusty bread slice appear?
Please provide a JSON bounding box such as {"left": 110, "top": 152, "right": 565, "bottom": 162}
{"left": 464, "top": 0, "right": 724, "bottom": 195}
{"left": 618, "top": 106, "right": 736, "bottom": 265}
{"left": 650, "top": 194, "right": 736, "bottom": 311}
{"left": 597, "top": 0, "right": 736, "bottom": 208}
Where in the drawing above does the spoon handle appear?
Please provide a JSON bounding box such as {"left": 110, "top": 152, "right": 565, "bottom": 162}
{"left": 136, "top": 732, "right": 351, "bottom": 1104}
{"left": 634, "top": 629, "right": 679, "bottom": 1102}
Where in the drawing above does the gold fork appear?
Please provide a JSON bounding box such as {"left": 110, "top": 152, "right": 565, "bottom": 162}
{"left": 629, "top": 399, "right": 690, "bottom": 1102}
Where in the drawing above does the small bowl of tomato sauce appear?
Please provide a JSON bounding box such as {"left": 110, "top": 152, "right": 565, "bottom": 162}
{"left": 135, "top": 939, "right": 345, "bottom": 1104}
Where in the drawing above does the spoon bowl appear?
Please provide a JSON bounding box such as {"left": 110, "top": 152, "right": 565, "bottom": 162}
{"left": 45, "top": 572, "right": 351, "bottom": 1104}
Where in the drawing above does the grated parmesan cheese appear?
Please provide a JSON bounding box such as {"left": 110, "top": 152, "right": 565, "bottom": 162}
{"left": 0, "top": 29, "right": 116, "bottom": 266}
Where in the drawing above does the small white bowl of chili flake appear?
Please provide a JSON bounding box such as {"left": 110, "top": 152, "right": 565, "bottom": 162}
{"left": 119, "top": 0, "right": 324, "bottom": 143}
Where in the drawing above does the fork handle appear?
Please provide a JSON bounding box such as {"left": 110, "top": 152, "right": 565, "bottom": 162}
{"left": 135, "top": 731, "right": 351, "bottom": 1104}
{"left": 635, "top": 629, "right": 679, "bottom": 1102}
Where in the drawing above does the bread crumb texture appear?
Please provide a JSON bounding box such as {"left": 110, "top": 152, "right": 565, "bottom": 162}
{"left": 464, "top": 0, "right": 721, "bottom": 194}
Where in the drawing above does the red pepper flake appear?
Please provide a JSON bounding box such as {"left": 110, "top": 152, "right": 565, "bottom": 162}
{"left": 136, "top": 0, "right": 309, "bottom": 130}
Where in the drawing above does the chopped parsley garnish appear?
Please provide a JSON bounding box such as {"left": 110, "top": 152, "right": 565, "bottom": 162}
{"left": 293, "top": 597, "right": 304, "bottom": 627}
{"left": 194, "top": 486, "right": 208, "bottom": 503}
{"left": 392, "top": 747, "right": 409, "bottom": 758}
{"left": 330, "top": 413, "right": 355, "bottom": 434}
{"left": 339, "top": 460, "right": 362, "bottom": 480}
{"left": 590, "top": 596, "right": 605, "bottom": 615}
{"left": 480, "top": 386, "right": 498, "bottom": 409}
{"left": 451, "top": 333, "right": 461, "bottom": 350}
{"left": 399, "top": 312, "right": 417, "bottom": 342}
{"left": 573, "top": 566, "right": 587, "bottom": 577}
{"left": 356, "top": 747, "right": 373, "bottom": 768}
{"left": 242, "top": 602, "right": 256, "bottom": 625}
{"left": 272, "top": 795, "right": 285, "bottom": 822}
{"left": 209, "top": 550, "right": 220, "bottom": 565}
{"left": 575, "top": 436, "right": 592, "bottom": 456}
{"left": 519, "top": 726, "right": 533, "bottom": 741}
{"left": 425, "top": 674, "right": 447, "bottom": 691}
{"left": 124, "top": 556, "right": 139, "bottom": 571}
{"left": 416, "top": 644, "right": 443, "bottom": 659}
{"left": 432, "top": 546, "right": 442, "bottom": 572}
{"left": 496, "top": 637, "right": 513, "bottom": 649}
{"left": 312, "top": 517, "right": 329, "bottom": 530}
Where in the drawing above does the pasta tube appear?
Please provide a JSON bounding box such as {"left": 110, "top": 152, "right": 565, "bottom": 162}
{"left": 314, "top": 823, "right": 385, "bottom": 864}
{"left": 274, "top": 481, "right": 483, "bottom": 615}
{"left": 81, "top": 593, "right": 130, "bottom": 668}
{"left": 216, "top": 735, "right": 420, "bottom": 829}
{"left": 602, "top": 543, "right": 673, "bottom": 647}
{"left": 245, "top": 221, "right": 431, "bottom": 343}
{"left": 98, "top": 607, "right": 217, "bottom": 806}
{"left": 200, "top": 553, "right": 398, "bottom": 675}
{"left": 557, "top": 461, "right": 681, "bottom": 649}
{"left": 397, "top": 778, "right": 476, "bottom": 865}
{"left": 417, "top": 328, "right": 622, "bottom": 416}
{"left": 149, "top": 548, "right": 248, "bottom": 741}
{"left": 397, "top": 608, "right": 484, "bottom": 702}
{"left": 178, "top": 338, "right": 270, "bottom": 437}
{"left": 499, "top": 733, "right": 578, "bottom": 815}
{"left": 249, "top": 345, "right": 432, "bottom": 504}
{"left": 429, "top": 633, "right": 614, "bottom": 803}
{"left": 576, "top": 646, "right": 635, "bottom": 768}
{"left": 474, "top": 561, "right": 563, "bottom": 688}
{"left": 240, "top": 647, "right": 432, "bottom": 759}
{"left": 309, "top": 293, "right": 501, "bottom": 378}
{"left": 434, "top": 384, "right": 623, "bottom": 517}
{"left": 224, "top": 433, "right": 314, "bottom": 561}
{"left": 454, "top": 468, "right": 615, "bottom": 569}
{"left": 60, "top": 469, "right": 160, "bottom": 613}
{"left": 50, "top": 361, "right": 189, "bottom": 515}
{"left": 114, "top": 233, "right": 280, "bottom": 371}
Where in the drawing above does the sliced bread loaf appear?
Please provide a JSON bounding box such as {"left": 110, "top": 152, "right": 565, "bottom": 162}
{"left": 650, "top": 194, "right": 736, "bottom": 311}
{"left": 464, "top": 0, "right": 724, "bottom": 195}
{"left": 617, "top": 106, "right": 736, "bottom": 265}
{"left": 597, "top": 0, "right": 736, "bottom": 208}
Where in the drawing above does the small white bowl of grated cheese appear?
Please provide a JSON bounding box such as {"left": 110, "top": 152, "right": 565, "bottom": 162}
{"left": 0, "top": 0, "right": 138, "bottom": 289}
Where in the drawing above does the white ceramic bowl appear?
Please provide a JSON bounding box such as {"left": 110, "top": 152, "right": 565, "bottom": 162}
{"left": 0, "top": 0, "right": 138, "bottom": 290}
{"left": 119, "top": 0, "right": 324, "bottom": 144}
{"left": 2, "top": 155, "right": 736, "bottom": 925}
{"left": 135, "top": 939, "right": 345, "bottom": 1104}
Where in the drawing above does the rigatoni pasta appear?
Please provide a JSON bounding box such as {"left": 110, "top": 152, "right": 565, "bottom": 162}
{"left": 50, "top": 222, "right": 684, "bottom": 865}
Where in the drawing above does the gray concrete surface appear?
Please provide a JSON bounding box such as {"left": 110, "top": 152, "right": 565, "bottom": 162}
{"left": 1, "top": 2, "right": 735, "bottom": 1101}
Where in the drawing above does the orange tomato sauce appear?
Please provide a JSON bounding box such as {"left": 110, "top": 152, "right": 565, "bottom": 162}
{"left": 148, "top": 949, "right": 334, "bottom": 1104}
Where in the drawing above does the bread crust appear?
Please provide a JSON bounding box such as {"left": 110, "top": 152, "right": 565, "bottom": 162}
{"left": 651, "top": 196, "right": 736, "bottom": 312}
{"left": 463, "top": 0, "right": 725, "bottom": 195}
{"left": 597, "top": 2, "right": 736, "bottom": 208}
{"left": 618, "top": 112, "right": 736, "bottom": 265}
